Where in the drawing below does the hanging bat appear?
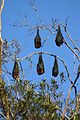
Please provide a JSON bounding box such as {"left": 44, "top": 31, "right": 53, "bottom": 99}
{"left": 34, "top": 28, "right": 41, "bottom": 48}
{"left": 12, "top": 60, "right": 19, "bottom": 80}
{"left": 52, "top": 56, "right": 59, "bottom": 77}
{"left": 37, "top": 53, "right": 45, "bottom": 75}
{"left": 55, "top": 26, "right": 64, "bottom": 47}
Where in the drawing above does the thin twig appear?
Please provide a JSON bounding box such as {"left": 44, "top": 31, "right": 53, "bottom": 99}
{"left": 64, "top": 39, "right": 80, "bottom": 61}
{"left": 2, "top": 71, "right": 11, "bottom": 86}
{"left": 0, "top": 111, "right": 7, "bottom": 119}
{"left": 29, "top": 25, "right": 54, "bottom": 34}
{"left": 19, "top": 61, "right": 24, "bottom": 80}
{"left": 65, "top": 30, "right": 80, "bottom": 53}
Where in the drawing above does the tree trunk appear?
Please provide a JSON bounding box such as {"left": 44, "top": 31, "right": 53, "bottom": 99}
{"left": 0, "top": 1, "right": 10, "bottom": 120}
{"left": 0, "top": 13, "right": 2, "bottom": 81}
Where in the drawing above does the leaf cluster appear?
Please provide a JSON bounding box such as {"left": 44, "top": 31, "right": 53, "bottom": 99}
{"left": 0, "top": 79, "right": 62, "bottom": 120}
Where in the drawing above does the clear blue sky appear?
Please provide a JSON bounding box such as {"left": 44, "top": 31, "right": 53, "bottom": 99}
{"left": 2, "top": 0, "right": 80, "bottom": 97}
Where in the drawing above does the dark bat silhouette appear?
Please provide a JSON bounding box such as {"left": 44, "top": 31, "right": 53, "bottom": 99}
{"left": 12, "top": 60, "right": 19, "bottom": 80}
{"left": 55, "top": 26, "right": 64, "bottom": 47}
{"left": 34, "top": 28, "right": 41, "bottom": 48}
{"left": 37, "top": 53, "right": 45, "bottom": 75}
{"left": 52, "top": 56, "right": 59, "bottom": 77}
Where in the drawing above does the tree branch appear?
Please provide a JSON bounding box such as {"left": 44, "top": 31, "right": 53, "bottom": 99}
{"left": 0, "top": 111, "right": 7, "bottom": 120}
{"left": 61, "top": 72, "right": 80, "bottom": 119}
{"left": 64, "top": 39, "right": 80, "bottom": 61}
{"left": 65, "top": 29, "right": 80, "bottom": 53}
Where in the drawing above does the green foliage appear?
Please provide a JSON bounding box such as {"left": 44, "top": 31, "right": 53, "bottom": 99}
{"left": 0, "top": 78, "right": 80, "bottom": 120}
{"left": 0, "top": 79, "right": 63, "bottom": 120}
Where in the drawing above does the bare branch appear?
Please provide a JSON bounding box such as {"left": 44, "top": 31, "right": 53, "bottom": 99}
{"left": 19, "top": 61, "right": 24, "bottom": 80}
{"left": 65, "top": 29, "right": 80, "bottom": 53}
{"left": 64, "top": 39, "right": 80, "bottom": 61}
{"left": 0, "top": 111, "right": 7, "bottom": 119}
{"left": 29, "top": 24, "right": 54, "bottom": 34}
{"left": 61, "top": 72, "right": 80, "bottom": 119}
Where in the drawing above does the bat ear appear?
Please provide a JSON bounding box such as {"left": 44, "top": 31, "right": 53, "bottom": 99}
{"left": 37, "top": 53, "right": 45, "bottom": 75}
{"left": 55, "top": 26, "right": 64, "bottom": 47}
{"left": 12, "top": 60, "right": 19, "bottom": 80}
{"left": 34, "top": 28, "right": 41, "bottom": 48}
{"left": 52, "top": 56, "right": 59, "bottom": 77}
